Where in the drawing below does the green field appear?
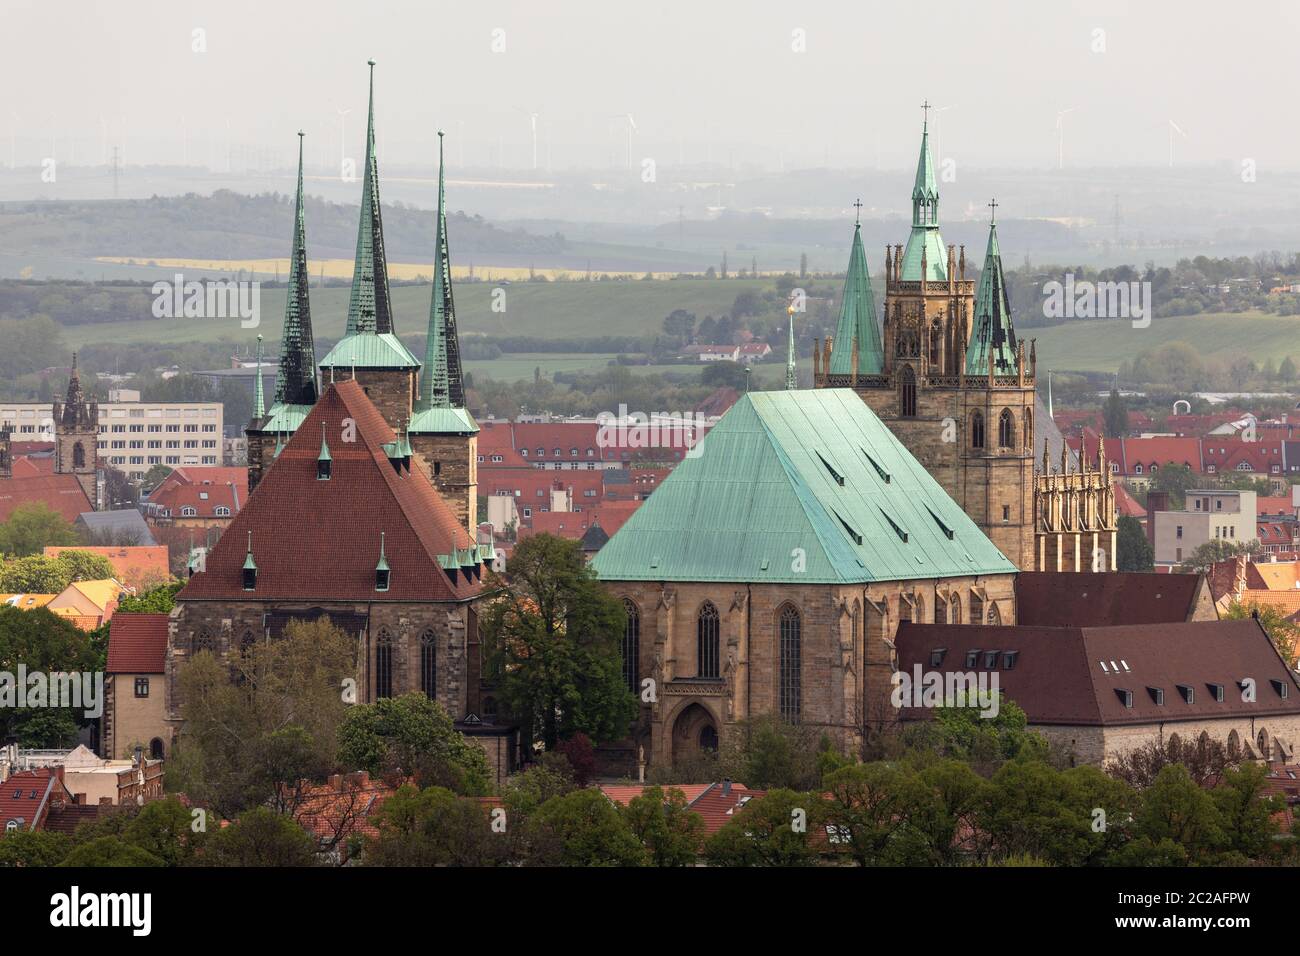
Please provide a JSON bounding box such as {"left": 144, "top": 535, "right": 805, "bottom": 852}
{"left": 1030, "top": 311, "right": 1300, "bottom": 374}
{"left": 60, "top": 278, "right": 773, "bottom": 349}
{"left": 465, "top": 352, "right": 788, "bottom": 385}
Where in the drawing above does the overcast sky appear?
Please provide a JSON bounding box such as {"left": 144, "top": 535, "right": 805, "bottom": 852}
{"left": 4, "top": 0, "right": 1295, "bottom": 175}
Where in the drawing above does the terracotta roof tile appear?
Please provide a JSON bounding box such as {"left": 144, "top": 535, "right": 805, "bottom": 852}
{"left": 106, "top": 613, "right": 170, "bottom": 673}
{"left": 178, "top": 381, "right": 480, "bottom": 603}
{"left": 0, "top": 474, "right": 92, "bottom": 523}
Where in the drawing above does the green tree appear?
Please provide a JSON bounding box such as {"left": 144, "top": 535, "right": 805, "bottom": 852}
{"left": 903, "top": 697, "right": 1050, "bottom": 772}
{"left": 0, "top": 605, "right": 97, "bottom": 742}
{"left": 823, "top": 762, "right": 935, "bottom": 866}
{"left": 1115, "top": 515, "right": 1154, "bottom": 571}
{"left": 700, "top": 360, "right": 748, "bottom": 390}
{"left": 364, "top": 785, "right": 503, "bottom": 866}
{"left": 116, "top": 580, "right": 184, "bottom": 613}
{"left": 0, "top": 829, "right": 71, "bottom": 866}
{"left": 0, "top": 555, "right": 76, "bottom": 593}
{"left": 1280, "top": 355, "right": 1297, "bottom": 382}
{"left": 521, "top": 788, "right": 645, "bottom": 866}
{"left": 140, "top": 464, "right": 173, "bottom": 493}
{"left": 58, "top": 836, "right": 163, "bottom": 867}
{"left": 718, "top": 714, "right": 824, "bottom": 790}
{"left": 206, "top": 806, "right": 318, "bottom": 866}
{"left": 622, "top": 786, "right": 705, "bottom": 866}
{"left": 337, "top": 692, "right": 490, "bottom": 796}
{"left": 0, "top": 502, "right": 78, "bottom": 557}
{"left": 1211, "top": 762, "right": 1281, "bottom": 860}
{"left": 1224, "top": 600, "right": 1300, "bottom": 663}
{"left": 501, "top": 762, "right": 577, "bottom": 822}
{"left": 1130, "top": 764, "right": 1225, "bottom": 863}
{"left": 481, "top": 534, "right": 636, "bottom": 750}
{"left": 168, "top": 618, "right": 355, "bottom": 818}
{"left": 1102, "top": 388, "right": 1129, "bottom": 438}
{"left": 50, "top": 549, "right": 116, "bottom": 584}
{"left": 703, "top": 789, "right": 827, "bottom": 867}
{"left": 122, "top": 796, "right": 204, "bottom": 866}
{"left": 1177, "top": 538, "right": 1258, "bottom": 574}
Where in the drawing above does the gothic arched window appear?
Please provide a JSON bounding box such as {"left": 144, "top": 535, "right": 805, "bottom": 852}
{"left": 697, "top": 602, "right": 720, "bottom": 679}
{"left": 900, "top": 366, "right": 917, "bottom": 418}
{"left": 419, "top": 630, "right": 436, "bottom": 700}
{"left": 193, "top": 627, "right": 215, "bottom": 654}
{"left": 778, "top": 604, "right": 801, "bottom": 723}
{"left": 949, "top": 594, "right": 962, "bottom": 624}
{"left": 1023, "top": 408, "right": 1033, "bottom": 450}
{"left": 928, "top": 320, "right": 942, "bottom": 367}
{"left": 971, "top": 411, "right": 985, "bottom": 449}
{"left": 999, "top": 408, "right": 1015, "bottom": 449}
{"left": 622, "top": 599, "right": 640, "bottom": 694}
{"left": 375, "top": 628, "right": 394, "bottom": 700}
{"left": 986, "top": 602, "right": 1001, "bottom": 626}
{"left": 72, "top": 442, "right": 85, "bottom": 469}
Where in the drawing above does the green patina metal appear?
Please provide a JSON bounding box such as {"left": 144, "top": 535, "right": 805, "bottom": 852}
{"left": 275, "top": 131, "right": 319, "bottom": 408}
{"left": 899, "top": 122, "right": 947, "bottom": 282}
{"left": 964, "top": 217, "right": 1019, "bottom": 375}
{"left": 420, "top": 130, "right": 467, "bottom": 413}
{"left": 591, "top": 389, "right": 1015, "bottom": 585}
{"left": 828, "top": 224, "right": 883, "bottom": 375}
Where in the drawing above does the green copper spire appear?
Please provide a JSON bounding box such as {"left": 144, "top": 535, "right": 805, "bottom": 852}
{"left": 899, "top": 108, "right": 947, "bottom": 282}
{"left": 275, "top": 131, "right": 318, "bottom": 407}
{"left": 346, "top": 60, "right": 395, "bottom": 336}
{"left": 785, "top": 306, "right": 797, "bottom": 390}
{"left": 828, "top": 224, "right": 883, "bottom": 375}
{"left": 965, "top": 206, "right": 1019, "bottom": 375}
{"left": 420, "top": 130, "right": 466, "bottom": 410}
{"left": 252, "top": 334, "right": 265, "bottom": 419}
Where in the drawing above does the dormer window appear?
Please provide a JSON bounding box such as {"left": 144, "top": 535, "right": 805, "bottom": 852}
{"left": 983, "top": 650, "right": 999, "bottom": 669}
{"left": 1147, "top": 686, "right": 1164, "bottom": 705}
{"left": 1208, "top": 682, "right": 1224, "bottom": 702}
{"left": 1116, "top": 688, "right": 1133, "bottom": 708}
{"left": 1177, "top": 684, "right": 1194, "bottom": 704}
{"left": 1272, "top": 678, "right": 1289, "bottom": 699}
{"left": 242, "top": 532, "right": 257, "bottom": 591}
{"left": 929, "top": 648, "right": 946, "bottom": 667}
{"left": 1002, "top": 651, "right": 1018, "bottom": 670}
{"left": 375, "top": 532, "right": 391, "bottom": 592}
{"left": 317, "top": 423, "right": 332, "bottom": 480}
{"left": 965, "top": 649, "right": 980, "bottom": 668}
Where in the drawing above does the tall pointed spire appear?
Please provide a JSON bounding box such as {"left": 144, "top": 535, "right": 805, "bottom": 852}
{"left": 785, "top": 306, "right": 797, "bottom": 390}
{"left": 252, "top": 335, "right": 265, "bottom": 419}
{"left": 346, "top": 60, "right": 395, "bottom": 336}
{"left": 274, "top": 131, "right": 318, "bottom": 407}
{"left": 898, "top": 109, "right": 946, "bottom": 283}
{"left": 828, "top": 223, "right": 883, "bottom": 375}
{"left": 965, "top": 210, "right": 1018, "bottom": 375}
{"left": 420, "top": 130, "right": 466, "bottom": 410}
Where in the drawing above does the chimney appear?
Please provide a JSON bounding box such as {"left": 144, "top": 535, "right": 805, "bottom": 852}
{"left": 132, "top": 745, "right": 143, "bottom": 768}
{"left": 721, "top": 778, "right": 732, "bottom": 796}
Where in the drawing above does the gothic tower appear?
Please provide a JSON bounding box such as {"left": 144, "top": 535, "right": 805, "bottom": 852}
{"left": 0, "top": 421, "right": 12, "bottom": 479}
{"left": 53, "top": 354, "right": 99, "bottom": 507}
{"left": 409, "top": 130, "right": 480, "bottom": 533}
{"left": 813, "top": 114, "right": 1036, "bottom": 571}
{"left": 1035, "top": 435, "right": 1117, "bottom": 571}
{"left": 247, "top": 132, "right": 319, "bottom": 494}
{"left": 318, "top": 61, "right": 421, "bottom": 431}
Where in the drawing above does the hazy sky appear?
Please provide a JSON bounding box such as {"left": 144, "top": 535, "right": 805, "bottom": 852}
{"left": 4, "top": 0, "right": 1297, "bottom": 174}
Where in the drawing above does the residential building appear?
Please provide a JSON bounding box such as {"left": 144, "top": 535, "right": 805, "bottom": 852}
{"left": 1152, "top": 489, "right": 1257, "bottom": 566}
{"left": 104, "top": 613, "right": 171, "bottom": 760}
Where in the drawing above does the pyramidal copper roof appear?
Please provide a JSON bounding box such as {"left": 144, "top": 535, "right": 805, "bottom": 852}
{"left": 179, "top": 380, "right": 480, "bottom": 603}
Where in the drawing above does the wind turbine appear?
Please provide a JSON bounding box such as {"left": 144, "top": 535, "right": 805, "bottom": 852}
{"left": 623, "top": 113, "right": 637, "bottom": 170}
{"left": 1054, "top": 107, "right": 1077, "bottom": 169}
{"left": 1167, "top": 118, "right": 1186, "bottom": 167}
{"left": 515, "top": 108, "right": 540, "bottom": 170}
{"left": 10, "top": 111, "right": 20, "bottom": 169}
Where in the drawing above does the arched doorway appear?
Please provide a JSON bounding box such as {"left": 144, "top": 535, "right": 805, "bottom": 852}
{"left": 672, "top": 702, "right": 718, "bottom": 765}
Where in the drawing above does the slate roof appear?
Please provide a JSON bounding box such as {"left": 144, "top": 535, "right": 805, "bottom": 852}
{"left": 106, "top": 612, "right": 170, "bottom": 674}
{"left": 179, "top": 381, "right": 480, "bottom": 603}
{"left": 74, "top": 509, "right": 155, "bottom": 545}
{"left": 591, "top": 389, "right": 1016, "bottom": 584}
{"left": 1015, "top": 571, "right": 1204, "bottom": 627}
{"left": 895, "top": 619, "right": 1300, "bottom": 727}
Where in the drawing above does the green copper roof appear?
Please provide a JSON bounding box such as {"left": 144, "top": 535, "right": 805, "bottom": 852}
{"left": 965, "top": 221, "right": 1019, "bottom": 375}
{"left": 252, "top": 335, "right": 265, "bottom": 420}
{"left": 345, "top": 61, "right": 395, "bottom": 337}
{"left": 785, "top": 307, "right": 797, "bottom": 390}
{"left": 828, "top": 224, "right": 883, "bottom": 375}
{"left": 376, "top": 532, "right": 390, "bottom": 572}
{"left": 408, "top": 405, "right": 479, "bottom": 435}
{"left": 275, "top": 132, "right": 319, "bottom": 408}
{"left": 419, "top": 131, "right": 467, "bottom": 412}
{"left": 591, "top": 389, "right": 1015, "bottom": 584}
{"left": 319, "top": 331, "right": 420, "bottom": 370}
{"left": 261, "top": 402, "right": 313, "bottom": 435}
{"left": 900, "top": 123, "right": 946, "bottom": 282}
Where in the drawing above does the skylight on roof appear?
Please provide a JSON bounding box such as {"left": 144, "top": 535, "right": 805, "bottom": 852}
{"left": 926, "top": 505, "right": 955, "bottom": 540}
{"left": 861, "top": 447, "right": 890, "bottom": 483}
{"left": 878, "top": 507, "right": 909, "bottom": 544}
{"left": 815, "top": 451, "right": 845, "bottom": 487}
{"left": 833, "top": 510, "right": 863, "bottom": 546}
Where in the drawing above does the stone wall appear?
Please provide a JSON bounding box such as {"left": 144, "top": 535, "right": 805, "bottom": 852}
{"left": 411, "top": 432, "right": 478, "bottom": 531}
{"left": 103, "top": 672, "right": 169, "bottom": 760}
{"left": 1035, "top": 714, "right": 1300, "bottom": 767}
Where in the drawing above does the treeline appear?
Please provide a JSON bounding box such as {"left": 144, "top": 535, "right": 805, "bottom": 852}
{"left": 1, "top": 190, "right": 567, "bottom": 260}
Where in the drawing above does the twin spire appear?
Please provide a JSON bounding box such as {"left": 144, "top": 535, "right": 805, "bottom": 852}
{"left": 275, "top": 131, "right": 318, "bottom": 408}
{"left": 420, "top": 130, "right": 467, "bottom": 410}
{"left": 347, "top": 60, "right": 395, "bottom": 337}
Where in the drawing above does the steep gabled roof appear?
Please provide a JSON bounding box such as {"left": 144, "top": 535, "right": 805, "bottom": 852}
{"left": 179, "top": 381, "right": 479, "bottom": 603}
{"left": 419, "top": 131, "right": 467, "bottom": 413}
{"left": 0, "top": 474, "right": 92, "bottom": 523}
{"left": 273, "top": 132, "right": 318, "bottom": 408}
{"left": 964, "top": 221, "right": 1018, "bottom": 375}
{"left": 1015, "top": 571, "right": 1202, "bottom": 626}
{"left": 591, "top": 389, "right": 1015, "bottom": 584}
{"left": 106, "top": 612, "right": 170, "bottom": 673}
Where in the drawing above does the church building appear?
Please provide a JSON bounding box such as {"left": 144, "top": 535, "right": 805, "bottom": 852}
{"left": 591, "top": 388, "right": 1019, "bottom": 769}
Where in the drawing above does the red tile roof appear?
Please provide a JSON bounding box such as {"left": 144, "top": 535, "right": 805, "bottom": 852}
{"left": 294, "top": 772, "right": 398, "bottom": 843}
{"left": 106, "top": 612, "right": 170, "bottom": 674}
{"left": 896, "top": 619, "right": 1300, "bottom": 727}
{"left": 599, "top": 782, "right": 764, "bottom": 834}
{"left": 1202, "top": 438, "right": 1283, "bottom": 474}
{"left": 44, "top": 546, "right": 171, "bottom": 587}
{"left": 43, "top": 802, "right": 103, "bottom": 835}
{"left": 179, "top": 381, "right": 480, "bottom": 603}
{"left": 1115, "top": 436, "right": 1203, "bottom": 475}
{"left": 1258, "top": 497, "right": 1295, "bottom": 517}
{"left": 0, "top": 768, "right": 70, "bottom": 832}
{"left": 1113, "top": 482, "right": 1147, "bottom": 519}
{"left": 10, "top": 456, "right": 53, "bottom": 477}
{"left": 1015, "top": 571, "right": 1204, "bottom": 626}
{"left": 0, "top": 474, "right": 92, "bottom": 523}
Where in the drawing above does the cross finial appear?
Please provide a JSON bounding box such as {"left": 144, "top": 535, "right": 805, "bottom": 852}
{"left": 921, "top": 99, "right": 931, "bottom": 128}
{"left": 988, "top": 197, "right": 998, "bottom": 224}
{"left": 853, "top": 197, "right": 863, "bottom": 225}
